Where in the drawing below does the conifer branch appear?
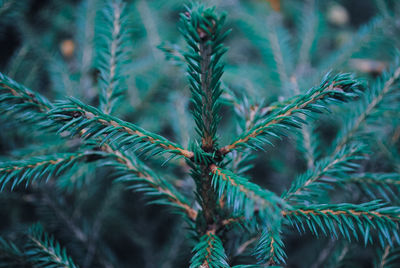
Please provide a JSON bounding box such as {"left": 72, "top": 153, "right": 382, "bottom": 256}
{"left": 332, "top": 64, "right": 400, "bottom": 154}
{"left": 25, "top": 223, "right": 78, "bottom": 268}
{"left": 236, "top": 6, "right": 293, "bottom": 92}
{"left": 299, "top": 124, "right": 316, "bottom": 169}
{"left": 291, "top": 1, "right": 320, "bottom": 169}
{"left": 158, "top": 42, "right": 186, "bottom": 66}
{"left": 103, "top": 144, "right": 198, "bottom": 220}
{"left": 0, "top": 77, "right": 197, "bottom": 219}
{"left": 137, "top": 0, "right": 161, "bottom": 58}
{"left": 292, "top": 77, "right": 318, "bottom": 169}
{"left": 254, "top": 227, "right": 286, "bottom": 265}
{"left": 283, "top": 143, "right": 365, "bottom": 202}
{"left": 220, "top": 216, "right": 244, "bottom": 228}
{"left": 49, "top": 98, "right": 194, "bottom": 159}
{"left": 179, "top": 6, "right": 230, "bottom": 249}
{"left": 1, "top": 2, "right": 399, "bottom": 266}
{"left": 374, "top": 238, "right": 400, "bottom": 268}
{"left": 210, "top": 165, "right": 286, "bottom": 220}
{"left": 265, "top": 15, "right": 292, "bottom": 92}
{"left": 345, "top": 173, "right": 400, "bottom": 186}
{"left": 190, "top": 230, "right": 229, "bottom": 268}
{"left": 76, "top": 0, "right": 97, "bottom": 99}
{"left": 0, "top": 72, "right": 52, "bottom": 122}
{"left": 296, "top": 0, "right": 317, "bottom": 73}
{"left": 0, "top": 151, "right": 106, "bottom": 191}
{"left": 283, "top": 201, "right": 400, "bottom": 246}
{"left": 226, "top": 92, "right": 268, "bottom": 175}
{"left": 339, "top": 173, "right": 400, "bottom": 202}
{"left": 377, "top": 243, "right": 392, "bottom": 268}
{"left": 221, "top": 73, "right": 363, "bottom": 155}
{"left": 180, "top": 5, "right": 229, "bottom": 152}
{"left": 234, "top": 237, "right": 258, "bottom": 257}
{"left": 96, "top": 0, "right": 129, "bottom": 114}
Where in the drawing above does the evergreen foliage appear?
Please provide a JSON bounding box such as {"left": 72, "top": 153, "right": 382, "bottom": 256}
{"left": 95, "top": 0, "right": 130, "bottom": 115}
{"left": 190, "top": 231, "right": 229, "bottom": 268}
{"left": 1, "top": 0, "right": 400, "bottom": 267}
{"left": 25, "top": 223, "right": 78, "bottom": 268}
{"left": 0, "top": 151, "right": 107, "bottom": 190}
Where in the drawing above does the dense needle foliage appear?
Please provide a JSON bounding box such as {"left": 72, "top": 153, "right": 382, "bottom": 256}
{"left": 1, "top": 0, "right": 400, "bottom": 267}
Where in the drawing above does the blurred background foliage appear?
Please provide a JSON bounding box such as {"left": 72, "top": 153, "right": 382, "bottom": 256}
{"left": 0, "top": 0, "right": 400, "bottom": 267}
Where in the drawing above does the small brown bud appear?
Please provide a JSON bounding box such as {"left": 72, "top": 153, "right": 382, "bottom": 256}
{"left": 60, "top": 39, "right": 75, "bottom": 58}
{"left": 197, "top": 27, "right": 208, "bottom": 40}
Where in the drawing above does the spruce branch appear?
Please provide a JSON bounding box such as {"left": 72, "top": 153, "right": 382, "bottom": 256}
{"left": 295, "top": 0, "right": 318, "bottom": 73}
{"left": 178, "top": 5, "right": 230, "bottom": 246}
{"left": 339, "top": 173, "right": 400, "bottom": 202}
{"left": 96, "top": 0, "right": 130, "bottom": 114}
{"left": 49, "top": 98, "right": 194, "bottom": 160}
{"left": 287, "top": 2, "right": 320, "bottom": 172}
{"left": 374, "top": 239, "right": 400, "bottom": 268}
{"left": 345, "top": 173, "right": 400, "bottom": 186}
{"left": 35, "top": 187, "right": 115, "bottom": 268}
{"left": 378, "top": 244, "right": 392, "bottom": 268}
{"left": 233, "top": 236, "right": 258, "bottom": 258}
{"left": 103, "top": 144, "right": 198, "bottom": 220}
{"left": 220, "top": 216, "right": 244, "bottom": 228}
{"left": 0, "top": 151, "right": 107, "bottom": 191}
{"left": 25, "top": 223, "right": 78, "bottom": 268}
{"left": 310, "top": 239, "right": 337, "bottom": 268}
{"left": 292, "top": 77, "right": 319, "bottom": 169}
{"left": 0, "top": 72, "right": 52, "bottom": 123}
{"left": 226, "top": 90, "right": 270, "bottom": 137}
{"left": 254, "top": 227, "right": 286, "bottom": 266}
{"left": 39, "top": 192, "right": 88, "bottom": 245}
{"left": 298, "top": 123, "right": 318, "bottom": 169}
{"left": 1, "top": 2, "right": 400, "bottom": 266}
{"left": 190, "top": 231, "right": 229, "bottom": 268}
{"left": 226, "top": 92, "right": 268, "bottom": 175}
{"left": 264, "top": 14, "right": 293, "bottom": 93}
{"left": 210, "top": 165, "right": 287, "bottom": 220}
{"left": 0, "top": 77, "right": 197, "bottom": 219}
{"left": 158, "top": 42, "right": 186, "bottom": 66}
{"left": 180, "top": 4, "right": 229, "bottom": 152}
{"left": 226, "top": 85, "right": 317, "bottom": 170}
{"left": 259, "top": 97, "right": 297, "bottom": 118}
{"left": 332, "top": 62, "right": 400, "bottom": 155}
{"left": 282, "top": 143, "right": 365, "bottom": 203}
{"left": 76, "top": 0, "right": 97, "bottom": 100}
{"left": 283, "top": 201, "right": 400, "bottom": 247}
{"left": 221, "top": 73, "right": 363, "bottom": 155}
{"left": 136, "top": 0, "right": 162, "bottom": 58}
{"left": 323, "top": 242, "right": 350, "bottom": 268}
{"left": 236, "top": 5, "right": 293, "bottom": 92}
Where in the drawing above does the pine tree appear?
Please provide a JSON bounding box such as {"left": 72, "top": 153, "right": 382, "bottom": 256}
{"left": 1, "top": 0, "right": 400, "bottom": 267}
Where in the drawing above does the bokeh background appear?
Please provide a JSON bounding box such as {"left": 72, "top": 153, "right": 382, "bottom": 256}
{"left": 1, "top": 0, "right": 400, "bottom": 267}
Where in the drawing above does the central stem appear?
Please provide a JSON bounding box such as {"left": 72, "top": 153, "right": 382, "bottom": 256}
{"left": 197, "top": 30, "right": 220, "bottom": 231}
{"left": 199, "top": 165, "right": 218, "bottom": 226}
{"left": 199, "top": 37, "right": 214, "bottom": 152}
